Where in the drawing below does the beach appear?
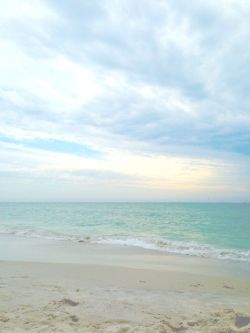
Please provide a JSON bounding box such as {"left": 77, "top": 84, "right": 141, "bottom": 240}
{"left": 1, "top": 0, "right": 250, "bottom": 330}
{"left": 0, "top": 237, "right": 250, "bottom": 332}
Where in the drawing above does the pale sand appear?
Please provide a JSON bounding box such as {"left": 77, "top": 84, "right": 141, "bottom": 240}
{"left": 0, "top": 241, "right": 250, "bottom": 332}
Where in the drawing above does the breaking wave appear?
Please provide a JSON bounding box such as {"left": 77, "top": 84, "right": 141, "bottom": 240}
{"left": 1, "top": 226, "right": 250, "bottom": 262}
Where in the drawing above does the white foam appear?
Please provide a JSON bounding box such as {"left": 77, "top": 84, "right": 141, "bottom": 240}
{"left": 1, "top": 227, "right": 250, "bottom": 262}
{"left": 96, "top": 236, "right": 250, "bottom": 262}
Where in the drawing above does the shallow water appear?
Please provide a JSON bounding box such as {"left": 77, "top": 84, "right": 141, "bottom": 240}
{"left": 0, "top": 202, "right": 249, "bottom": 261}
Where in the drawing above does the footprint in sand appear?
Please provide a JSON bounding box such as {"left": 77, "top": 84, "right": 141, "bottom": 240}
{"left": 0, "top": 315, "right": 9, "bottom": 323}
{"left": 235, "top": 314, "right": 250, "bottom": 328}
{"left": 190, "top": 283, "right": 203, "bottom": 288}
{"left": 69, "top": 315, "right": 79, "bottom": 322}
{"left": 60, "top": 298, "right": 79, "bottom": 306}
{"left": 223, "top": 284, "right": 234, "bottom": 289}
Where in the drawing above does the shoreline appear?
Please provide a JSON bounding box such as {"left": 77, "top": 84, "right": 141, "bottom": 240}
{"left": 1, "top": 232, "right": 250, "bottom": 264}
{"left": 1, "top": 234, "right": 250, "bottom": 273}
{"left": 1, "top": 236, "right": 250, "bottom": 332}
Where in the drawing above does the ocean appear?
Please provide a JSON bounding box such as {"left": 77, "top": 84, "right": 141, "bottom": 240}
{"left": 0, "top": 202, "right": 249, "bottom": 262}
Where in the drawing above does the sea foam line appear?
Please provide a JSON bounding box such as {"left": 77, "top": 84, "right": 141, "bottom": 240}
{"left": 96, "top": 237, "right": 250, "bottom": 262}
{"left": 0, "top": 227, "right": 250, "bottom": 262}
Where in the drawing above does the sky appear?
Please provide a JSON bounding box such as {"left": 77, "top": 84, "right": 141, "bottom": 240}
{"left": 0, "top": 0, "right": 250, "bottom": 202}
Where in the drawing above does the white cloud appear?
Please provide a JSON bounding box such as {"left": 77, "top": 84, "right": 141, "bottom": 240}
{"left": 0, "top": 0, "right": 250, "bottom": 200}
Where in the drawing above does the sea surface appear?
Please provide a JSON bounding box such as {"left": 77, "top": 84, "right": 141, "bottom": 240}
{"left": 0, "top": 202, "right": 249, "bottom": 262}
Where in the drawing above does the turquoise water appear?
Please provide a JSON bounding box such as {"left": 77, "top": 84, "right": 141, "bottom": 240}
{"left": 0, "top": 203, "right": 249, "bottom": 261}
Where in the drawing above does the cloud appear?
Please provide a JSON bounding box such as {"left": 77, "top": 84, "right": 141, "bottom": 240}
{"left": 0, "top": 140, "right": 249, "bottom": 201}
{"left": 0, "top": 0, "right": 249, "bottom": 200}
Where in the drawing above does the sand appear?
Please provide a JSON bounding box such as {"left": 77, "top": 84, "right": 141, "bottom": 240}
{"left": 0, "top": 240, "right": 250, "bottom": 332}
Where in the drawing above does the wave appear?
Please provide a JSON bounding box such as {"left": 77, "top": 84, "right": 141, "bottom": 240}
{"left": 0, "top": 227, "right": 73, "bottom": 241}
{"left": 96, "top": 237, "right": 250, "bottom": 262}
{"left": 1, "top": 227, "right": 250, "bottom": 262}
